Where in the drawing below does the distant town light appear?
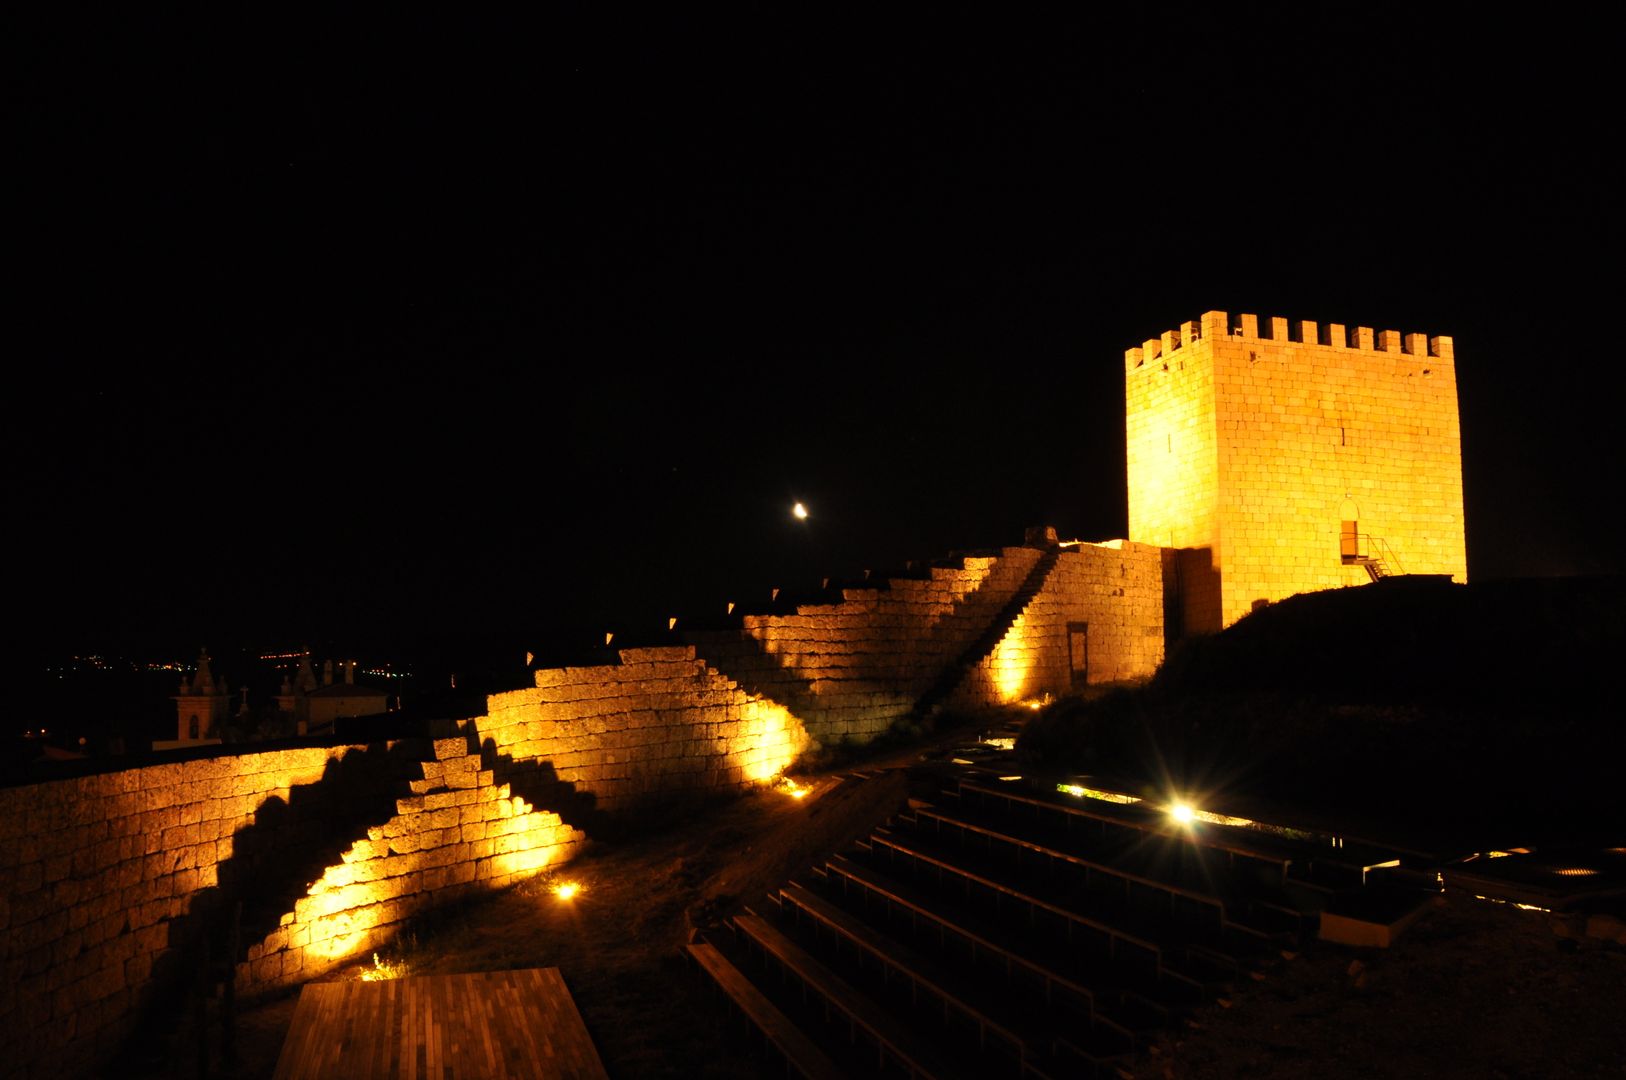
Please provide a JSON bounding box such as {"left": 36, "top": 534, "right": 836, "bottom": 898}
{"left": 792, "top": 502, "right": 808, "bottom": 520}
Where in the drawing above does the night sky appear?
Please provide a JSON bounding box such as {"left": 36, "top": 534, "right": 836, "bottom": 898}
{"left": 14, "top": 7, "right": 1621, "bottom": 658}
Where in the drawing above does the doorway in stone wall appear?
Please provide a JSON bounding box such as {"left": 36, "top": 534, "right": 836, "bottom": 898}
{"left": 1067, "top": 622, "right": 1089, "bottom": 689}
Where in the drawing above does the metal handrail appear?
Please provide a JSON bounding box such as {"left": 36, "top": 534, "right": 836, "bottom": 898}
{"left": 1340, "top": 532, "right": 1405, "bottom": 575}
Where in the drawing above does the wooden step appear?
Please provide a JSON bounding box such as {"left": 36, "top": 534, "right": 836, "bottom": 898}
{"left": 862, "top": 831, "right": 1208, "bottom": 1004}
{"left": 881, "top": 817, "right": 1275, "bottom": 982}
{"left": 910, "top": 805, "right": 1247, "bottom": 942}
{"left": 926, "top": 796, "right": 1303, "bottom": 943}
{"left": 959, "top": 779, "right": 1394, "bottom": 897}
{"left": 731, "top": 913, "right": 959, "bottom": 1080}
{"left": 689, "top": 943, "right": 846, "bottom": 1080}
{"left": 776, "top": 880, "right": 1118, "bottom": 1073}
{"left": 803, "top": 861, "right": 1151, "bottom": 1044}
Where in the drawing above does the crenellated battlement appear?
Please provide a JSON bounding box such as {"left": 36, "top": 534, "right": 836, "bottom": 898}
{"left": 1124, "top": 305, "right": 1467, "bottom": 633}
{"left": 1124, "top": 310, "right": 1454, "bottom": 372}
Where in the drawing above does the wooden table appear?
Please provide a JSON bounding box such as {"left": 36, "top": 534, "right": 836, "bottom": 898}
{"left": 272, "top": 968, "right": 609, "bottom": 1079}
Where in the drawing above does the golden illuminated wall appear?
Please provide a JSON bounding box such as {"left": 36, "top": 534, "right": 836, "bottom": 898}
{"left": 687, "top": 549, "right": 1045, "bottom": 744}
{"left": 264, "top": 733, "right": 586, "bottom": 986}
{"left": 479, "top": 645, "right": 812, "bottom": 808}
{"left": 0, "top": 742, "right": 588, "bottom": 1076}
{"left": 0, "top": 648, "right": 813, "bottom": 1079}
{"left": 0, "top": 747, "right": 349, "bottom": 1075}
{"left": 950, "top": 540, "right": 1165, "bottom": 704}
{"left": 1126, "top": 311, "right": 1466, "bottom": 630}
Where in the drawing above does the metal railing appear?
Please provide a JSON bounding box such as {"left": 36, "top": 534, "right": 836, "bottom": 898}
{"left": 1340, "top": 532, "right": 1405, "bottom": 579}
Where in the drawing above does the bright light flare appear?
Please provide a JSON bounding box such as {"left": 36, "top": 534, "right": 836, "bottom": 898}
{"left": 776, "top": 777, "right": 810, "bottom": 799}
{"left": 552, "top": 881, "right": 582, "bottom": 901}
{"left": 792, "top": 502, "right": 809, "bottom": 520}
{"left": 1157, "top": 795, "right": 1254, "bottom": 828}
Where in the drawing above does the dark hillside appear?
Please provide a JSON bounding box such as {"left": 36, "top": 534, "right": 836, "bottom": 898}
{"left": 1018, "top": 577, "right": 1625, "bottom": 848}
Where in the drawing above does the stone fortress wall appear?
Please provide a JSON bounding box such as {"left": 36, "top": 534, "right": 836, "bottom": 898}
{"left": 687, "top": 547, "right": 1045, "bottom": 744}
{"left": 950, "top": 540, "right": 1166, "bottom": 707}
{"left": 0, "top": 542, "right": 1162, "bottom": 1077}
{"left": 1127, "top": 310, "right": 1466, "bottom": 631}
{"left": 2, "top": 307, "right": 1466, "bottom": 1076}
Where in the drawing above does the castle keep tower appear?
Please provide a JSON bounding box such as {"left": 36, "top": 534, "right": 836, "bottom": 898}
{"left": 1125, "top": 310, "right": 1466, "bottom": 633}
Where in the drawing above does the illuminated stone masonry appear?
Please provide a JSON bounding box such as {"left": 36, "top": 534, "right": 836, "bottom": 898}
{"left": 686, "top": 547, "right": 1055, "bottom": 744}
{"left": 1127, "top": 310, "right": 1466, "bottom": 632}
{"left": 950, "top": 540, "right": 1165, "bottom": 706}
{"left": 0, "top": 645, "right": 814, "bottom": 1077}
{"left": 0, "top": 737, "right": 584, "bottom": 1076}
{"left": 0, "top": 541, "right": 1172, "bottom": 1076}
{"left": 0, "top": 307, "right": 1466, "bottom": 1076}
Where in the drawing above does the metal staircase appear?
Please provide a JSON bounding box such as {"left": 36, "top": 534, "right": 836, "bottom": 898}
{"left": 1342, "top": 532, "right": 1404, "bottom": 583}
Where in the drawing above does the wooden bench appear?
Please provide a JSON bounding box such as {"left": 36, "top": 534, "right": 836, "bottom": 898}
{"left": 687, "top": 943, "right": 845, "bottom": 1080}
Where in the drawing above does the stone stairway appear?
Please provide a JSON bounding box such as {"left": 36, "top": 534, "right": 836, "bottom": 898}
{"left": 688, "top": 772, "right": 1428, "bottom": 1079}
{"left": 907, "top": 546, "right": 1062, "bottom": 723}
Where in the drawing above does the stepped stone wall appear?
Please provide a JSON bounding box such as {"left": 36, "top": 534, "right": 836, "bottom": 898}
{"left": 3, "top": 304, "right": 1469, "bottom": 1077}
{"left": 0, "top": 644, "right": 809, "bottom": 1080}
{"left": 1127, "top": 310, "right": 1466, "bottom": 630}
{"left": 688, "top": 548, "right": 1044, "bottom": 743}
{"left": 479, "top": 645, "right": 811, "bottom": 809}
{"left": 0, "top": 543, "right": 1174, "bottom": 1077}
{"left": 951, "top": 540, "right": 1165, "bottom": 706}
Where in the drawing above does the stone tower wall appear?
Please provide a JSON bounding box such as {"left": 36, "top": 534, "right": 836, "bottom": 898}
{"left": 1127, "top": 310, "right": 1466, "bottom": 630}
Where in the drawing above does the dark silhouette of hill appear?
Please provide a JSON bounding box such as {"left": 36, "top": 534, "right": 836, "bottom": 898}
{"left": 1019, "top": 577, "right": 1625, "bottom": 848}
